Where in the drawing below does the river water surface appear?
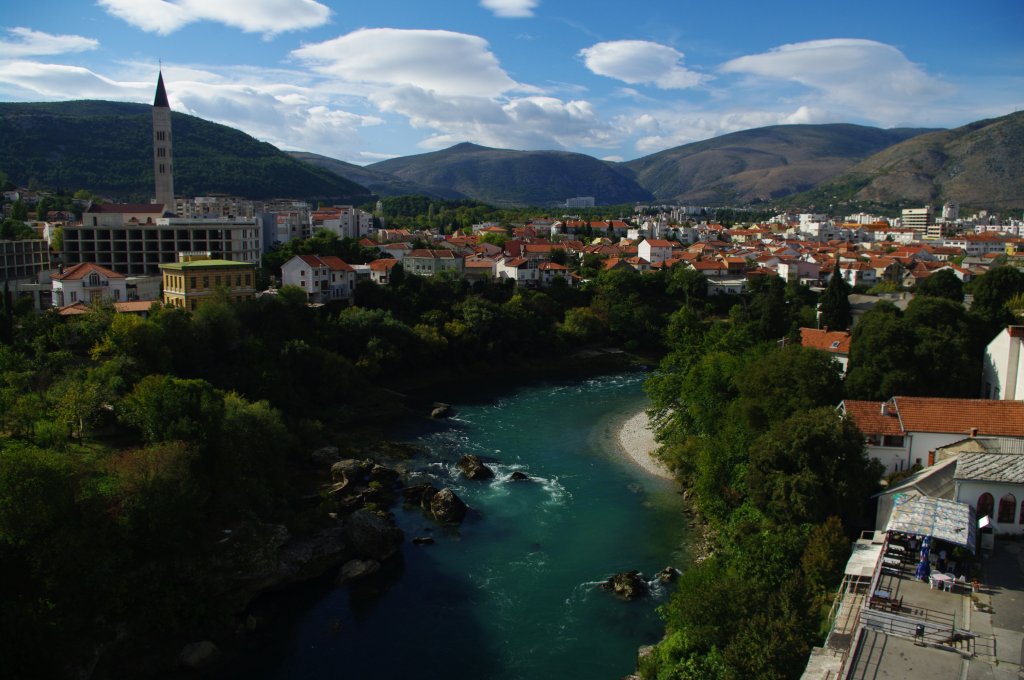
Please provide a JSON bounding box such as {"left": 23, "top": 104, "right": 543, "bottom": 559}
{"left": 231, "top": 372, "right": 687, "bottom": 679}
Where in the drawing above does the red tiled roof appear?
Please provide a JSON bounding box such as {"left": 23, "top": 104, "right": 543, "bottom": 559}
{"left": 368, "top": 258, "right": 398, "bottom": 271}
{"left": 841, "top": 400, "right": 904, "bottom": 436}
{"left": 53, "top": 262, "right": 125, "bottom": 281}
{"left": 114, "top": 300, "right": 158, "bottom": 313}
{"left": 800, "top": 327, "right": 851, "bottom": 354}
{"left": 319, "top": 256, "right": 355, "bottom": 272}
{"left": 892, "top": 397, "right": 1024, "bottom": 437}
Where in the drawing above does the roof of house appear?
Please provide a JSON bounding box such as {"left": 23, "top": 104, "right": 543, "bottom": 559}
{"left": 160, "top": 259, "right": 254, "bottom": 271}
{"left": 840, "top": 400, "right": 905, "bottom": 436}
{"left": 114, "top": 300, "right": 158, "bottom": 314}
{"left": 318, "top": 255, "right": 355, "bottom": 272}
{"left": 893, "top": 396, "right": 1024, "bottom": 437}
{"left": 368, "top": 258, "right": 398, "bottom": 271}
{"left": 800, "top": 327, "right": 852, "bottom": 354}
{"left": 954, "top": 453, "right": 1024, "bottom": 484}
{"left": 52, "top": 262, "right": 125, "bottom": 281}
{"left": 843, "top": 397, "right": 1024, "bottom": 438}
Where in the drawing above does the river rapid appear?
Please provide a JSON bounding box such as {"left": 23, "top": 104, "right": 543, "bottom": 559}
{"left": 229, "top": 372, "right": 687, "bottom": 680}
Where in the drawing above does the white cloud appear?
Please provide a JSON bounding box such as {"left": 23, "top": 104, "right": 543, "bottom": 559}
{"left": 370, "top": 85, "right": 619, "bottom": 151}
{"left": 579, "top": 40, "right": 706, "bottom": 90}
{"left": 619, "top": 106, "right": 833, "bottom": 154}
{"left": 0, "top": 59, "right": 381, "bottom": 160}
{"left": 480, "top": 0, "right": 539, "bottom": 18}
{"left": 292, "top": 28, "right": 522, "bottom": 98}
{"left": 97, "top": 0, "right": 331, "bottom": 36}
{"left": 721, "top": 39, "right": 953, "bottom": 125}
{"left": 0, "top": 27, "right": 98, "bottom": 57}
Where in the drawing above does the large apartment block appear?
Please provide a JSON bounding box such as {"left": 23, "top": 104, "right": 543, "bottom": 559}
{"left": 63, "top": 204, "right": 260, "bottom": 276}
{"left": 0, "top": 239, "right": 51, "bottom": 283}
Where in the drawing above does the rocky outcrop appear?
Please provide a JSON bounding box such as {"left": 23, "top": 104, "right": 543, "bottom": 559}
{"left": 430, "top": 402, "right": 451, "bottom": 418}
{"left": 509, "top": 471, "right": 530, "bottom": 481}
{"left": 402, "top": 483, "right": 439, "bottom": 510}
{"left": 657, "top": 566, "right": 679, "bottom": 584}
{"left": 600, "top": 571, "right": 648, "bottom": 600}
{"left": 430, "top": 488, "right": 468, "bottom": 524}
{"left": 343, "top": 509, "right": 404, "bottom": 561}
{"left": 178, "top": 641, "right": 220, "bottom": 670}
{"left": 457, "top": 454, "right": 495, "bottom": 480}
{"left": 337, "top": 558, "right": 381, "bottom": 584}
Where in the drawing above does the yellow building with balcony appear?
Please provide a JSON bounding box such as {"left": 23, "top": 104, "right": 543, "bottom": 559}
{"left": 160, "top": 255, "right": 256, "bottom": 310}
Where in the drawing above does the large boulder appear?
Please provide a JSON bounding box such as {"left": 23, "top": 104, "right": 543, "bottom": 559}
{"left": 331, "top": 459, "right": 369, "bottom": 482}
{"left": 657, "top": 566, "right": 679, "bottom": 584}
{"left": 600, "top": 571, "right": 648, "bottom": 600}
{"left": 402, "top": 483, "right": 439, "bottom": 510}
{"left": 509, "top": 471, "right": 530, "bottom": 481}
{"left": 430, "top": 488, "right": 468, "bottom": 524}
{"left": 337, "top": 558, "right": 381, "bottom": 584}
{"left": 343, "top": 509, "right": 404, "bottom": 561}
{"left": 178, "top": 641, "right": 220, "bottom": 670}
{"left": 457, "top": 454, "right": 495, "bottom": 480}
{"left": 430, "top": 403, "right": 451, "bottom": 418}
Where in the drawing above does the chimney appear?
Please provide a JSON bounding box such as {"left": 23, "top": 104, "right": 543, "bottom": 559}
{"left": 928, "top": 450, "right": 935, "bottom": 466}
{"left": 969, "top": 427, "right": 979, "bottom": 438}
{"left": 880, "top": 402, "right": 889, "bottom": 416}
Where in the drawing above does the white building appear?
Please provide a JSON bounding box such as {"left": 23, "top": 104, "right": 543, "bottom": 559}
{"left": 280, "top": 254, "right": 356, "bottom": 303}
{"left": 982, "top": 326, "right": 1024, "bottom": 400}
{"left": 52, "top": 262, "right": 127, "bottom": 307}
{"left": 638, "top": 239, "right": 674, "bottom": 265}
{"left": 840, "top": 397, "right": 1024, "bottom": 474}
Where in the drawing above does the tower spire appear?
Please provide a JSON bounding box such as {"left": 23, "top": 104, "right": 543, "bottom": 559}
{"left": 152, "top": 69, "right": 175, "bottom": 210}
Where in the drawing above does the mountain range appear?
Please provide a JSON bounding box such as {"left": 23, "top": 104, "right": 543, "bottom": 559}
{"left": 1, "top": 99, "right": 1022, "bottom": 210}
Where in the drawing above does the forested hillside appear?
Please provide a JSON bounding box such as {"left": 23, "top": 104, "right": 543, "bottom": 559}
{"left": 0, "top": 101, "right": 371, "bottom": 201}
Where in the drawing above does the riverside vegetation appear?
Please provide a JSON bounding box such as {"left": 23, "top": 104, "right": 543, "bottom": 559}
{"left": 1, "top": 247, "right": 1022, "bottom": 677}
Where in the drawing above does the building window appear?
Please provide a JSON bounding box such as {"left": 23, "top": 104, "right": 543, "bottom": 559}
{"left": 203, "top": 276, "right": 209, "bottom": 288}
{"left": 245, "top": 274, "right": 251, "bottom": 286}
{"left": 998, "top": 494, "right": 1017, "bottom": 524}
{"left": 977, "top": 492, "right": 994, "bottom": 520}
{"left": 70, "top": 292, "right": 77, "bottom": 302}
{"left": 215, "top": 275, "right": 221, "bottom": 287}
{"left": 190, "top": 276, "right": 196, "bottom": 289}
{"left": 882, "top": 435, "right": 905, "bottom": 447}
{"left": 236, "top": 275, "right": 241, "bottom": 286}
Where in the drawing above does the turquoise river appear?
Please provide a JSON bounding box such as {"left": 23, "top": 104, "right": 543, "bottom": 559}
{"left": 229, "top": 371, "right": 688, "bottom": 679}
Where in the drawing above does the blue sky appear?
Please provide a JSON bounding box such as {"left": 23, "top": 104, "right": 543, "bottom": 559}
{"left": 0, "top": 0, "right": 1022, "bottom": 165}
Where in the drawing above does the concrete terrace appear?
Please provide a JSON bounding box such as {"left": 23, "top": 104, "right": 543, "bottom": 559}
{"left": 804, "top": 535, "right": 1024, "bottom": 679}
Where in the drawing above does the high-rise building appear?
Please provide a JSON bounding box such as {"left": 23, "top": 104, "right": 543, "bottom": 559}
{"left": 152, "top": 71, "right": 175, "bottom": 210}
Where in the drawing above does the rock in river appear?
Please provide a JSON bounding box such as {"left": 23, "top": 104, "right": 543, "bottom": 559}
{"left": 343, "top": 509, "right": 404, "bottom": 561}
{"left": 600, "top": 571, "right": 648, "bottom": 600}
{"left": 178, "top": 641, "right": 220, "bottom": 670}
{"left": 430, "top": 488, "right": 468, "bottom": 524}
{"left": 457, "top": 454, "right": 495, "bottom": 480}
{"left": 337, "top": 558, "right": 381, "bottom": 584}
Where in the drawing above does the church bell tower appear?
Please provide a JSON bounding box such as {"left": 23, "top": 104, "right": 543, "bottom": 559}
{"left": 152, "top": 70, "right": 175, "bottom": 211}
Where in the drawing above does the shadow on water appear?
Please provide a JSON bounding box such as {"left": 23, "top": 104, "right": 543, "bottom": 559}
{"left": 219, "top": 540, "right": 501, "bottom": 680}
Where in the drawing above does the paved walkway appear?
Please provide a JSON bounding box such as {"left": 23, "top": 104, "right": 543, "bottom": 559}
{"left": 967, "top": 538, "right": 1024, "bottom": 679}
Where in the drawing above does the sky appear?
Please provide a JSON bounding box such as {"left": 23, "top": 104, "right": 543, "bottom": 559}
{"left": 0, "top": 0, "right": 1022, "bottom": 166}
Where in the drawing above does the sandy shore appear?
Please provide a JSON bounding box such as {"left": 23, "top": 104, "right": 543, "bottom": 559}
{"left": 617, "top": 409, "right": 674, "bottom": 479}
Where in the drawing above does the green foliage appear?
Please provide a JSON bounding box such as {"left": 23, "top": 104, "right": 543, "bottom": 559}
{"left": 118, "top": 375, "right": 223, "bottom": 443}
{"left": 746, "top": 408, "right": 881, "bottom": 526}
{"left": 845, "top": 297, "right": 984, "bottom": 399}
{"left": 968, "top": 266, "right": 1024, "bottom": 328}
{"left": 0, "top": 101, "right": 370, "bottom": 200}
{"left": 915, "top": 268, "right": 964, "bottom": 302}
{"left": 819, "top": 273, "right": 852, "bottom": 331}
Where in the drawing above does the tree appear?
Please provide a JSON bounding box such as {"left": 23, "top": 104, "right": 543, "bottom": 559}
{"left": 969, "top": 266, "right": 1024, "bottom": 327}
{"left": 118, "top": 375, "right": 223, "bottom": 444}
{"left": 818, "top": 273, "right": 852, "bottom": 331}
{"left": 746, "top": 408, "right": 882, "bottom": 526}
{"left": 915, "top": 268, "right": 963, "bottom": 302}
